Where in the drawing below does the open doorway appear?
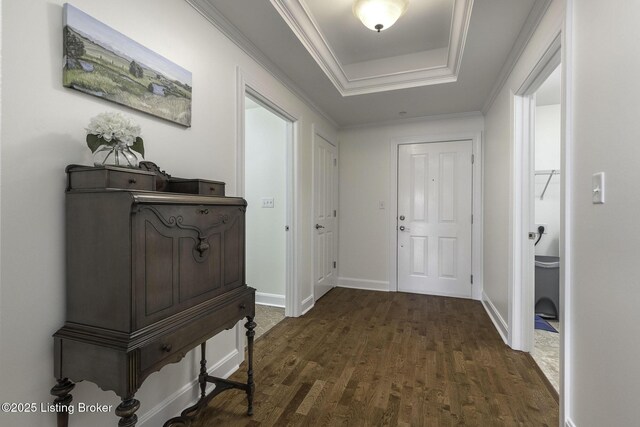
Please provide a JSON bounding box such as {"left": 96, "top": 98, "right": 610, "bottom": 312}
{"left": 531, "top": 65, "right": 562, "bottom": 392}
{"left": 244, "top": 95, "right": 289, "bottom": 338}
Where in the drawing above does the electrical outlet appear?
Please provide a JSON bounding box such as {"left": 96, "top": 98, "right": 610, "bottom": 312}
{"left": 261, "top": 198, "right": 274, "bottom": 208}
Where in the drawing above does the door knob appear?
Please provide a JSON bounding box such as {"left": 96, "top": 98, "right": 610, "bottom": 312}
{"left": 399, "top": 226, "right": 406, "bottom": 231}
{"left": 315, "top": 224, "right": 325, "bottom": 229}
{"left": 399, "top": 215, "right": 405, "bottom": 221}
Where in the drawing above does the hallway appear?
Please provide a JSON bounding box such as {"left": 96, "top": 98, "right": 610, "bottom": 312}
{"left": 195, "top": 288, "right": 558, "bottom": 426}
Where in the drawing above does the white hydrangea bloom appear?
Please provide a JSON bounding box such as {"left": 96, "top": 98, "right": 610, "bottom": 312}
{"left": 86, "top": 112, "right": 141, "bottom": 146}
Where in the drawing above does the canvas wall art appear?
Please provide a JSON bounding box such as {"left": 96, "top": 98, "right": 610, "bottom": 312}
{"left": 63, "top": 4, "right": 192, "bottom": 127}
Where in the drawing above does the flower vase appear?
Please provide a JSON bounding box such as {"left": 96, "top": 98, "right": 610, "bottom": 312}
{"left": 93, "top": 141, "right": 139, "bottom": 168}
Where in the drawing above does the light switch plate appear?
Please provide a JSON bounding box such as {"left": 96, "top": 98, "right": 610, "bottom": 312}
{"left": 592, "top": 172, "right": 605, "bottom": 204}
{"left": 261, "top": 198, "right": 274, "bottom": 208}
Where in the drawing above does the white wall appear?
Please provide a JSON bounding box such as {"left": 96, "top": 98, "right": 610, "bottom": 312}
{"left": 535, "top": 104, "right": 561, "bottom": 256}
{"left": 337, "top": 115, "right": 484, "bottom": 291}
{"left": 569, "top": 1, "right": 640, "bottom": 425}
{"left": 245, "top": 104, "right": 287, "bottom": 299}
{"left": 482, "top": 0, "right": 565, "bottom": 324}
{"left": 0, "top": 1, "right": 335, "bottom": 425}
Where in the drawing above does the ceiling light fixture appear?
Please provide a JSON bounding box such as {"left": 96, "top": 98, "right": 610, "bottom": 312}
{"left": 353, "top": 0, "right": 409, "bottom": 33}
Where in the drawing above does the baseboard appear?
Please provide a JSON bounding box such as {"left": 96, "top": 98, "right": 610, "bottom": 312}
{"left": 337, "top": 277, "right": 390, "bottom": 292}
{"left": 565, "top": 418, "right": 576, "bottom": 427}
{"left": 301, "top": 295, "right": 314, "bottom": 315}
{"left": 481, "top": 291, "right": 509, "bottom": 344}
{"left": 255, "top": 292, "right": 285, "bottom": 308}
{"left": 138, "top": 343, "right": 243, "bottom": 425}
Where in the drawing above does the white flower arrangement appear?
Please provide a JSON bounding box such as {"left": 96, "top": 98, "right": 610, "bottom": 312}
{"left": 86, "top": 112, "right": 144, "bottom": 158}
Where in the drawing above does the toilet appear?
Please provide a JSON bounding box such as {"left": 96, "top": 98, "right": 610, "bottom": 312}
{"left": 534, "top": 255, "right": 560, "bottom": 319}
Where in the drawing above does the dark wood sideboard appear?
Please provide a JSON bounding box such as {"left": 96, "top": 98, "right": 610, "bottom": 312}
{"left": 51, "top": 164, "right": 256, "bottom": 426}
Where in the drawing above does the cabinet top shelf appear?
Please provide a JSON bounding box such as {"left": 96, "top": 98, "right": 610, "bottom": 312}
{"left": 66, "top": 164, "right": 231, "bottom": 199}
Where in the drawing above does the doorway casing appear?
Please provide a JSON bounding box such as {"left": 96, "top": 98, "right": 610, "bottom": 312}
{"left": 509, "top": 12, "right": 574, "bottom": 424}
{"left": 236, "top": 67, "right": 299, "bottom": 318}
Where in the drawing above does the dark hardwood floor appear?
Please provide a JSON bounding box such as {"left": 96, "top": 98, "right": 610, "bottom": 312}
{"left": 194, "top": 288, "right": 558, "bottom": 426}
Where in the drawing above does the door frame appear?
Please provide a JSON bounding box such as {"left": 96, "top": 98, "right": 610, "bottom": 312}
{"left": 236, "top": 67, "right": 299, "bottom": 318}
{"left": 509, "top": 34, "right": 561, "bottom": 348}
{"left": 509, "top": 15, "right": 573, "bottom": 423}
{"left": 388, "top": 131, "right": 483, "bottom": 300}
{"left": 311, "top": 124, "right": 339, "bottom": 303}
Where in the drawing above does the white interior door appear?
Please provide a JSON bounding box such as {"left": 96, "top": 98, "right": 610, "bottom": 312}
{"left": 397, "top": 141, "right": 473, "bottom": 298}
{"left": 313, "top": 135, "right": 338, "bottom": 301}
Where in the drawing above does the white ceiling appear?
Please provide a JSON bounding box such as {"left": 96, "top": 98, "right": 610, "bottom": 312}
{"left": 304, "top": 0, "right": 453, "bottom": 65}
{"left": 245, "top": 97, "right": 261, "bottom": 110}
{"left": 192, "top": 0, "right": 544, "bottom": 127}
{"left": 536, "top": 65, "right": 561, "bottom": 106}
{"left": 270, "top": 0, "right": 472, "bottom": 95}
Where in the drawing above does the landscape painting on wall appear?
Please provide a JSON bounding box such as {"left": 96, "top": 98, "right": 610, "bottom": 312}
{"left": 63, "top": 3, "right": 192, "bottom": 127}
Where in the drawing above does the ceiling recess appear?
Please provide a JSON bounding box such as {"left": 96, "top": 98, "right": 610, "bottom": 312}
{"left": 270, "top": 0, "right": 474, "bottom": 96}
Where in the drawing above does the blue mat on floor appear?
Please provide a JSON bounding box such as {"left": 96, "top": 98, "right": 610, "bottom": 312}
{"left": 535, "top": 315, "right": 558, "bottom": 333}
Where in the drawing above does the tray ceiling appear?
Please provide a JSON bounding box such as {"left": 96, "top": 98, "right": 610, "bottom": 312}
{"left": 188, "top": 0, "right": 547, "bottom": 127}
{"left": 271, "top": 0, "right": 473, "bottom": 96}
{"left": 304, "top": 0, "right": 453, "bottom": 65}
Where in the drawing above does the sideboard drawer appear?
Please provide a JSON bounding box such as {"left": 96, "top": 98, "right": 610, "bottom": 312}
{"left": 67, "top": 165, "right": 155, "bottom": 191}
{"left": 167, "top": 178, "right": 225, "bottom": 196}
{"left": 108, "top": 170, "right": 155, "bottom": 190}
{"left": 139, "top": 294, "right": 253, "bottom": 374}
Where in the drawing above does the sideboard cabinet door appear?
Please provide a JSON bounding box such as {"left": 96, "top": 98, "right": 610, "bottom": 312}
{"left": 133, "top": 204, "right": 245, "bottom": 328}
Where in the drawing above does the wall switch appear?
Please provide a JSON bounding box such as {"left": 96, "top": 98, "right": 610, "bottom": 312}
{"left": 592, "top": 172, "right": 605, "bottom": 204}
{"left": 379, "top": 201, "right": 385, "bottom": 209}
{"left": 261, "top": 198, "right": 274, "bottom": 208}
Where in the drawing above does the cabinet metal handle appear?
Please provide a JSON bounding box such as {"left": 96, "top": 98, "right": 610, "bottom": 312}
{"left": 239, "top": 303, "right": 246, "bottom": 310}
{"left": 128, "top": 178, "right": 137, "bottom": 184}
{"left": 198, "top": 208, "right": 209, "bottom": 215}
{"left": 161, "top": 344, "right": 172, "bottom": 352}
{"left": 196, "top": 239, "right": 210, "bottom": 255}
{"left": 210, "top": 187, "right": 216, "bottom": 192}
{"left": 315, "top": 224, "right": 325, "bottom": 229}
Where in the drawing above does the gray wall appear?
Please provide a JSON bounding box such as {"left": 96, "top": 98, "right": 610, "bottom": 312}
{"left": 569, "top": 1, "right": 640, "bottom": 424}
{"left": 0, "top": 1, "right": 335, "bottom": 425}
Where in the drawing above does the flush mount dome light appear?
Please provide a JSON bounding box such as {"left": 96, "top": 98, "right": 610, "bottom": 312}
{"left": 353, "top": 0, "right": 409, "bottom": 32}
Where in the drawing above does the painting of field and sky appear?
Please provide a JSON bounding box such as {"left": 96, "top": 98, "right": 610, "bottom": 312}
{"left": 63, "top": 4, "right": 192, "bottom": 126}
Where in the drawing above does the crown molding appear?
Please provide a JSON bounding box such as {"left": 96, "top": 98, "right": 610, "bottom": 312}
{"left": 340, "top": 111, "right": 484, "bottom": 131}
{"left": 185, "top": 0, "right": 338, "bottom": 128}
{"left": 481, "top": 0, "right": 553, "bottom": 114}
{"left": 270, "top": 0, "right": 473, "bottom": 96}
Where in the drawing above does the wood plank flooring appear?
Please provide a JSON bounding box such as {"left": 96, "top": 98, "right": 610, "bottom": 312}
{"left": 193, "top": 288, "right": 558, "bottom": 426}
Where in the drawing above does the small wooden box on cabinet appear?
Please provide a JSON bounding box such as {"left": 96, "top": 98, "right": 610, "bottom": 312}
{"left": 66, "top": 164, "right": 156, "bottom": 191}
{"left": 167, "top": 177, "right": 226, "bottom": 196}
{"left": 52, "top": 164, "right": 256, "bottom": 427}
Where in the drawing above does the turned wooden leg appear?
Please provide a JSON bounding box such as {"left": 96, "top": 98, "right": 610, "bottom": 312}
{"left": 115, "top": 396, "right": 140, "bottom": 427}
{"left": 245, "top": 316, "right": 256, "bottom": 416}
{"left": 199, "top": 342, "right": 207, "bottom": 400}
{"left": 50, "top": 378, "right": 75, "bottom": 427}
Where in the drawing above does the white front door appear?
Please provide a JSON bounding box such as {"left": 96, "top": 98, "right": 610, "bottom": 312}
{"left": 397, "top": 141, "right": 473, "bottom": 298}
{"left": 313, "top": 135, "right": 338, "bottom": 301}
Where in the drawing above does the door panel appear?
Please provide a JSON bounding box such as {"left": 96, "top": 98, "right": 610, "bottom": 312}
{"left": 313, "top": 136, "right": 338, "bottom": 301}
{"left": 398, "top": 141, "right": 472, "bottom": 297}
